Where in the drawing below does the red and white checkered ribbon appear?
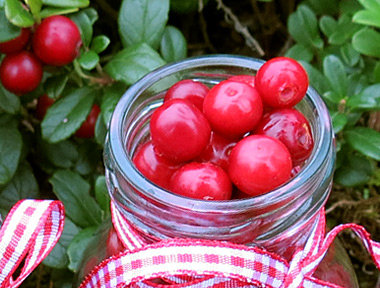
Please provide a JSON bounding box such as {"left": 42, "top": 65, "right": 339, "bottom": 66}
{"left": 79, "top": 202, "right": 380, "bottom": 288}
{"left": 0, "top": 199, "right": 65, "bottom": 288}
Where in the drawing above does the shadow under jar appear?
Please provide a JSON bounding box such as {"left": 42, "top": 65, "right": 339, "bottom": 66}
{"left": 98, "top": 55, "right": 358, "bottom": 287}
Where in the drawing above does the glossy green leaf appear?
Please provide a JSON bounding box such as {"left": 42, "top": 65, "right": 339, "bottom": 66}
{"left": 104, "top": 43, "right": 166, "bottom": 85}
{"left": 43, "top": 218, "right": 80, "bottom": 268}
{"left": 118, "top": 0, "right": 169, "bottom": 49}
{"left": 331, "top": 112, "right": 348, "bottom": 134}
{"left": 5, "top": 0, "right": 34, "bottom": 27}
{"left": 299, "top": 61, "right": 331, "bottom": 95}
{"left": 345, "top": 127, "right": 380, "bottom": 161}
{"left": 323, "top": 55, "right": 348, "bottom": 98}
{"left": 287, "top": 5, "right": 323, "bottom": 49}
{"left": 352, "top": 28, "right": 380, "bottom": 58}
{"left": 340, "top": 43, "right": 360, "bottom": 67}
{"left": 0, "top": 127, "right": 22, "bottom": 185}
{"left": 91, "top": 35, "right": 110, "bottom": 53}
{"left": 160, "top": 25, "right": 187, "bottom": 63}
{"left": 328, "top": 15, "right": 361, "bottom": 46}
{"left": 42, "top": 0, "right": 89, "bottom": 8}
{"left": 335, "top": 153, "right": 374, "bottom": 187}
{"left": 78, "top": 50, "right": 99, "bottom": 70}
{"left": 284, "top": 44, "right": 313, "bottom": 62}
{"left": 319, "top": 15, "right": 337, "bottom": 37}
{"left": 95, "top": 175, "right": 110, "bottom": 214}
{"left": 70, "top": 9, "right": 96, "bottom": 47}
{"left": 41, "top": 86, "right": 96, "bottom": 143}
{"left": 304, "top": 0, "right": 339, "bottom": 15}
{"left": 101, "top": 82, "right": 126, "bottom": 126}
{"left": 25, "top": 0, "right": 42, "bottom": 17}
{"left": 39, "top": 6, "right": 79, "bottom": 18}
{"left": 0, "top": 9, "right": 21, "bottom": 41}
{"left": 50, "top": 170, "right": 103, "bottom": 227}
{"left": 0, "top": 84, "right": 20, "bottom": 114}
{"left": 44, "top": 74, "right": 68, "bottom": 99}
{"left": 374, "top": 61, "right": 380, "bottom": 82}
{"left": 347, "top": 83, "right": 380, "bottom": 111}
{"left": 0, "top": 163, "right": 39, "bottom": 216}
{"left": 353, "top": 10, "right": 380, "bottom": 28}
{"left": 39, "top": 139, "right": 79, "bottom": 168}
{"left": 94, "top": 112, "right": 107, "bottom": 146}
{"left": 356, "top": 0, "right": 380, "bottom": 11}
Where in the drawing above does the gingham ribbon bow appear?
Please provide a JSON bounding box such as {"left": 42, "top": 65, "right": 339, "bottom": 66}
{"left": 0, "top": 199, "right": 65, "bottom": 288}
{"left": 79, "top": 202, "right": 380, "bottom": 288}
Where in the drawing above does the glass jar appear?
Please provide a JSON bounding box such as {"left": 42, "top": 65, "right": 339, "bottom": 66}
{"left": 78, "top": 55, "right": 358, "bottom": 287}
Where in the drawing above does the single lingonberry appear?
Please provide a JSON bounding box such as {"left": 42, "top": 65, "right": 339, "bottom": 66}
{"left": 255, "top": 57, "right": 308, "bottom": 108}
{"left": 0, "top": 51, "right": 43, "bottom": 94}
{"left": 254, "top": 108, "right": 314, "bottom": 165}
{"left": 75, "top": 104, "right": 100, "bottom": 138}
{"left": 32, "top": 15, "right": 82, "bottom": 66}
{"left": 169, "top": 162, "right": 232, "bottom": 200}
{"left": 36, "top": 94, "right": 55, "bottom": 120}
{"left": 133, "top": 140, "right": 180, "bottom": 189}
{"left": 0, "top": 28, "right": 31, "bottom": 54}
{"left": 203, "top": 80, "right": 263, "bottom": 139}
{"left": 150, "top": 99, "right": 211, "bottom": 162}
{"left": 228, "top": 135, "right": 292, "bottom": 196}
{"left": 164, "top": 79, "right": 209, "bottom": 111}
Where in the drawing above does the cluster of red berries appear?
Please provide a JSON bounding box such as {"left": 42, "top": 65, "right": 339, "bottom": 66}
{"left": 133, "top": 57, "right": 314, "bottom": 200}
{"left": 0, "top": 15, "right": 82, "bottom": 95}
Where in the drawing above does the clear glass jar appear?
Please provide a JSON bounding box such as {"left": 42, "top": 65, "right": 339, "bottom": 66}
{"left": 78, "top": 55, "right": 358, "bottom": 287}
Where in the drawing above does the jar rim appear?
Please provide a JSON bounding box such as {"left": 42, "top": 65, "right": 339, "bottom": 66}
{"left": 108, "top": 54, "right": 334, "bottom": 212}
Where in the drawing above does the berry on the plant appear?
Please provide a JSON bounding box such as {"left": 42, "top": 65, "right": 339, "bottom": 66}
{"left": 36, "top": 94, "right": 55, "bottom": 120}
{"left": 75, "top": 104, "right": 100, "bottom": 138}
{"left": 0, "top": 51, "right": 43, "bottom": 94}
{"left": 133, "top": 140, "right": 180, "bottom": 189}
{"left": 254, "top": 108, "right": 314, "bottom": 165}
{"left": 169, "top": 162, "right": 232, "bottom": 200}
{"left": 32, "top": 15, "right": 82, "bottom": 66}
{"left": 228, "top": 135, "right": 292, "bottom": 196}
{"left": 255, "top": 57, "right": 308, "bottom": 108}
{"left": 203, "top": 80, "right": 263, "bottom": 139}
{"left": 0, "top": 28, "right": 31, "bottom": 54}
{"left": 164, "top": 79, "right": 209, "bottom": 111}
{"left": 150, "top": 99, "right": 211, "bottom": 162}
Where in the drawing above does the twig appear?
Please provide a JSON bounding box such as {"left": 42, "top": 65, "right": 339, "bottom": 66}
{"left": 215, "top": 0, "right": 265, "bottom": 56}
{"left": 326, "top": 197, "right": 380, "bottom": 215}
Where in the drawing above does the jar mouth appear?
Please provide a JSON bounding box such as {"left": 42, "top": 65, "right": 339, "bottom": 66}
{"left": 108, "top": 54, "right": 333, "bottom": 212}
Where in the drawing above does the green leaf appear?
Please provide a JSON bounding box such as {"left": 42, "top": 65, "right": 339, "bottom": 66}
{"left": 70, "top": 9, "right": 95, "bottom": 47}
{"left": 101, "top": 83, "right": 126, "bottom": 126}
{"left": 0, "top": 163, "right": 39, "bottom": 216}
{"left": 284, "top": 44, "right": 314, "bottom": 62}
{"left": 0, "top": 127, "right": 22, "bottom": 185}
{"left": 67, "top": 226, "right": 97, "bottom": 272}
{"left": 44, "top": 74, "right": 68, "bottom": 99}
{"left": 347, "top": 83, "right": 380, "bottom": 111}
{"left": 345, "top": 127, "right": 380, "bottom": 161}
{"left": 118, "top": 0, "right": 169, "bottom": 49}
{"left": 0, "top": 9, "right": 21, "bottom": 41}
{"left": 340, "top": 43, "right": 361, "bottom": 67}
{"left": 328, "top": 15, "right": 361, "bottom": 46}
{"left": 90, "top": 35, "right": 110, "bottom": 54}
{"left": 49, "top": 170, "right": 103, "bottom": 227}
{"left": 95, "top": 175, "right": 110, "bottom": 214}
{"left": 319, "top": 15, "right": 337, "bottom": 37}
{"left": 323, "top": 55, "right": 348, "bottom": 98}
{"left": 353, "top": 10, "right": 380, "bottom": 28}
{"left": 104, "top": 43, "right": 166, "bottom": 85}
{"left": 160, "top": 25, "right": 187, "bottom": 63}
{"left": 39, "top": 139, "right": 79, "bottom": 168}
{"left": 352, "top": 28, "right": 380, "bottom": 58}
{"left": 41, "top": 86, "right": 96, "bottom": 143}
{"left": 304, "top": 0, "right": 339, "bottom": 15}
{"left": 299, "top": 61, "right": 331, "bottom": 95}
{"left": 356, "top": 0, "right": 380, "bottom": 11}
{"left": 78, "top": 50, "right": 99, "bottom": 70}
{"left": 94, "top": 111, "right": 107, "bottom": 146}
{"left": 331, "top": 112, "right": 347, "bottom": 134}
{"left": 25, "top": 0, "right": 42, "bottom": 18}
{"left": 41, "top": 0, "right": 89, "bottom": 8}
{"left": 74, "top": 142, "right": 101, "bottom": 176}
{"left": 43, "top": 218, "right": 80, "bottom": 269}
{"left": 287, "top": 5, "right": 323, "bottom": 49}
{"left": 335, "top": 153, "right": 374, "bottom": 187}
{"left": 39, "top": 6, "right": 79, "bottom": 18}
{"left": 0, "top": 84, "right": 20, "bottom": 114}
{"left": 5, "top": 0, "right": 34, "bottom": 27}
{"left": 374, "top": 61, "right": 380, "bottom": 82}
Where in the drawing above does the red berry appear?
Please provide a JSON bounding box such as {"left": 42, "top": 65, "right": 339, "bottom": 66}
{"left": 75, "top": 104, "right": 100, "bottom": 138}
{"left": 203, "top": 80, "right": 263, "bottom": 139}
{"left": 255, "top": 57, "right": 308, "bottom": 108}
{"left": 227, "top": 74, "right": 255, "bottom": 87}
{"left": 105, "top": 226, "right": 125, "bottom": 258}
{"left": 133, "top": 141, "right": 180, "bottom": 189}
{"left": 150, "top": 99, "right": 211, "bottom": 162}
{"left": 228, "top": 135, "right": 292, "bottom": 196}
{"left": 0, "top": 28, "right": 31, "bottom": 54}
{"left": 164, "top": 79, "right": 209, "bottom": 111}
{"left": 36, "top": 94, "right": 55, "bottom": 120}
{"left": 32, "top": 15, "right": 82, "bottom": 66}
{"left": 196, "top": 131, "right": 236, "bottom": 171}
{"left": 0, "top": 51, "right": 43, "bottom": 94}
{"left": 254, "top": 108, "right": 314, "bottom": 165}
{"left": 169, "top": 162, "right": 232, "bottom": 200}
